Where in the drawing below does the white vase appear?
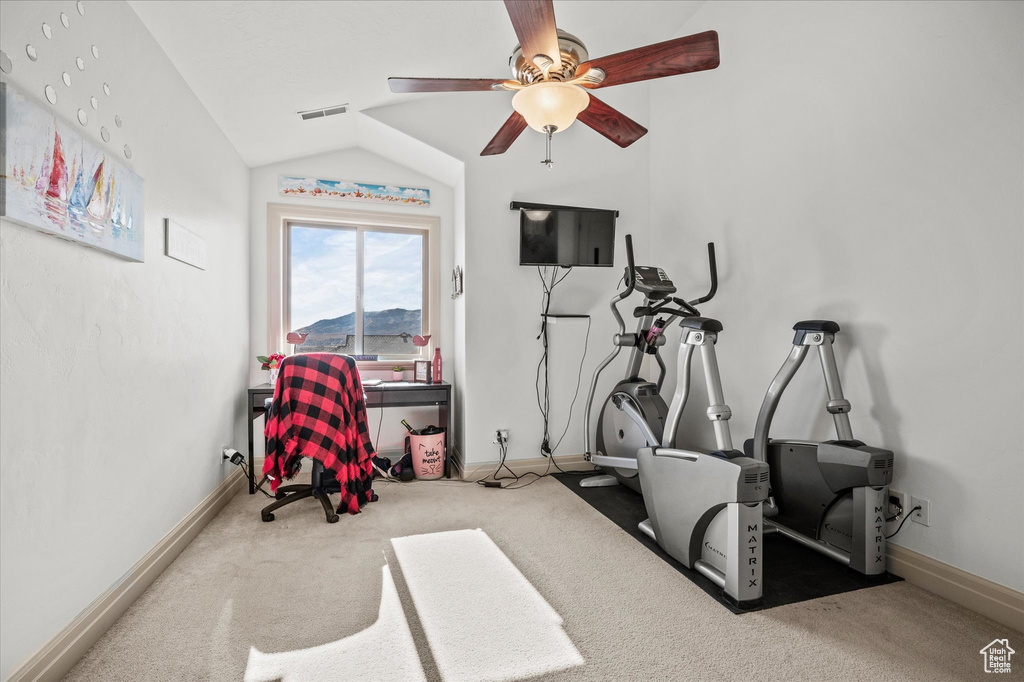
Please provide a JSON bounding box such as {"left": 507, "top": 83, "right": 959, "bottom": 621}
{"left": 269, "top": 367, "right": 280, "bottom": 387}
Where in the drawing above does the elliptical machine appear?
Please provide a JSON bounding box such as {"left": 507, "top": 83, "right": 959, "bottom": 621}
{"left": 743, "top": 321, "right": 894, "bottom": 575}
{"left": 581, "top": 235, "right": 718, "bottom": 490}
{"left": 583, "top": 236, "right": 769, "bottom": 607}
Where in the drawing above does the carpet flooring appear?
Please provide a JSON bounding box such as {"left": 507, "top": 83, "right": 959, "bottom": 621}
{"left": 553, "top": 473, "right": 902, "bottom": 613}
{"left": 64, "top": 474, "right": 1019, "bottom": 681}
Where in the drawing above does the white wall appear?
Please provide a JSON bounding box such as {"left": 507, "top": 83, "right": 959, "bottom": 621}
{"left": 367, "top": 85, "right": 655, "bottom": 466}
{"left": 0, "top": 1, "right": 250, "bottom": 676}
{"left": 649, "top": 1, "right": 1023, "bottom": 590}
{"left": 249, "top": 147, "right": 455, "bottom": 456}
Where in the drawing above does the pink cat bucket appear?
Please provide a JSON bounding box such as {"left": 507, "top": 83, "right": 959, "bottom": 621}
{"left": 409, "top": 431, "right": 446, "bottom": 480}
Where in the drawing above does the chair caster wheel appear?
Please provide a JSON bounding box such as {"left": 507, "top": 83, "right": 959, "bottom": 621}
{"left": 262, "top": 513, "right": 275, "bottom": 522}
{"left": 326, "top": 514, "right": 339, "bottom": 523}
{"left": 275, "top": 492, "right": 287, "bottom": 500}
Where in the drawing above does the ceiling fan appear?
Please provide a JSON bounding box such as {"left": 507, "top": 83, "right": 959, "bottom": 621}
{"left": 388, "top": 0, "right": 719, "bottom": 167}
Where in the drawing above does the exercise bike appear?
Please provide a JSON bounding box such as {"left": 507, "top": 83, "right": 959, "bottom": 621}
{"left": 583, "top": 236, "right": 769, "bottom": 607}
{"left": 743, "top": 321, "right": 894, "bottom": 575}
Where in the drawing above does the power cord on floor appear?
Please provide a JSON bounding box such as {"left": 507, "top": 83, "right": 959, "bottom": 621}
{"left": 464, "top": 433, "right": 597, "bottom": 490}
{"left": 238, "top": 461, "right": 275, "bottom": 499}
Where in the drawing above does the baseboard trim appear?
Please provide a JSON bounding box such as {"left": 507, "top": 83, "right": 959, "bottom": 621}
{"left": 457, "top": 452, "right": 595, "bottom": 480}
{"left": 887, "top": 544, "right": 1024, "bottom": 632}
{"left": 8, "top": 469, "right": 245, "bottom": 682}
{"left": 450, "top": 444, "right": 465, "bottom": 477}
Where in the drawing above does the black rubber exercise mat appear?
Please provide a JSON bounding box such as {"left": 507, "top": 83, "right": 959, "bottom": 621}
{"left": 554, "top": 473, "right": 901, "bottom": 614}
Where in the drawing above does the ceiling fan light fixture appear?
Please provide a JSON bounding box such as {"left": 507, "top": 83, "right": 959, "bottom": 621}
{"left": 512, "top": 82, "right": 589, "bottom": 133}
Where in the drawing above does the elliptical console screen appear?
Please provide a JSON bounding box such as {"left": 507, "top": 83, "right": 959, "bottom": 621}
{"left": 519, "top": 208, "right": 616, "bottom": 267}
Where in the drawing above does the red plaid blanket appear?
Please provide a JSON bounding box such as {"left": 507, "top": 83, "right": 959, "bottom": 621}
{"left": 263, "top": 353, "right": 376, "bottom": 514}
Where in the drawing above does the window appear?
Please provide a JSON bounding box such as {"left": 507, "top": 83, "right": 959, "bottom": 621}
{"left": 267, "top": 204, "right": 439, "bottom": 364}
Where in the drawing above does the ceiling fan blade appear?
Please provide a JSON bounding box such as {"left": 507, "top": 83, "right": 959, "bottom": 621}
{"left": 576, "top": 94, "right": 648, "bottom": 148}
{"left": 504, "top": 0, "right": 562, "bottom": 70}
{"left": 578, "top": 30, "right": 719, "bottom": 88}
{"left": 389, "top": 77, "right": 509, "bottom": 93}
{"left": 481, "top": 111, "right": 529, "bottom": 156}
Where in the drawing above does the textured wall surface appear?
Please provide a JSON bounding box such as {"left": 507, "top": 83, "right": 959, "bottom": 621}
{"left": 649, "top": 0, "right": 1023, "bottom": 590}
{"left": 0, "top": 1, "right": 250, "bottom": 675}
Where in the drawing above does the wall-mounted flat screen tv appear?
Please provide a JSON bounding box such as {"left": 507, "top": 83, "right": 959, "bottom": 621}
{"left": 518, "top": 204, "right": 617, "bottom": 267}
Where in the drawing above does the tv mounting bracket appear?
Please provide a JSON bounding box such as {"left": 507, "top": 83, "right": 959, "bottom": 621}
{"left": 509, "top": 201, "right": 619, "bottom": 217}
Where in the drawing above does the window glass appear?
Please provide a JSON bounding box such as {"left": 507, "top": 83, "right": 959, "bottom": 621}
{"left": 362, "top": 231, "right": 424, "bottom": 355}
{"left": 289, "top": 225, "right": 357, "bottom": 353}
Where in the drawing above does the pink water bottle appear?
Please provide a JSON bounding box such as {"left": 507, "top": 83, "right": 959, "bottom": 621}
{"left": 432, "top": 347, "right": 442, "bottom": 384}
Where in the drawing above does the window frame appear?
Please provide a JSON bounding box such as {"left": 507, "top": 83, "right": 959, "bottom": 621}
{"left": 267, "top": 203, "right": 439, "bottom": 368}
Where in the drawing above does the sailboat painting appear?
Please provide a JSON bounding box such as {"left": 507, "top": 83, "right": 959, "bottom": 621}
{"left": 1, "top": 82, "right": 144, "bottom": 262}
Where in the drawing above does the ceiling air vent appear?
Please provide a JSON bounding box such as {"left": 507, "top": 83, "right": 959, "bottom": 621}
{"left": 298, "top": 104, "right": 348, "bottom": 120}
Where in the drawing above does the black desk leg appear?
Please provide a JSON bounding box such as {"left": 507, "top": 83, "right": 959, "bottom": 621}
{"left": 440, "top": 396, "right": 450, "bottom": 478}
{"left": 247, "top": 411, "right": 255, "bottom": 495}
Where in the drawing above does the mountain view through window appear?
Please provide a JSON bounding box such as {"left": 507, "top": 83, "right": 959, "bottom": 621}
{"left": 290, "top": 225, "right": 424, "bottom": 356}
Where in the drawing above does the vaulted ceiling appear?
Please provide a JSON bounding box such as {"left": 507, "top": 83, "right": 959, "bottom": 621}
{"left": 129, "top": 1, "right": 704, "bottom": 167}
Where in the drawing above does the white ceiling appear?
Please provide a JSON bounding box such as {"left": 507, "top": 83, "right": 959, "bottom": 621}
{"left": 129, "top": 1, "right": 704, "bottom": 167}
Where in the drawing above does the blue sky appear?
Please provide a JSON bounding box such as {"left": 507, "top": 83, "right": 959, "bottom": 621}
{"left": 290, "top": 226, "right": 423, "bottom": 330}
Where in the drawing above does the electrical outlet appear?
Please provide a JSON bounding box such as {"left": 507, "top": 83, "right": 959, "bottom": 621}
{"left": 888, "top": 490, "right": 907, "bottom": 519}
{"left": 222, "top": 445, "right": 243, "bottom": 466}
{"left": 492, "top": 429, "right": 509, "bottom": 444}
{"left": 911, "top": 496, "right": 930, "bottom": 526}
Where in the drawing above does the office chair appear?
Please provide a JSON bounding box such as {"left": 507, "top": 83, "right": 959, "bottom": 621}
{"left": 260, "top": 353, "right": 377, "bottom": 523}
{"left": 261, "top": 461, "right": 343, "bottom": 523}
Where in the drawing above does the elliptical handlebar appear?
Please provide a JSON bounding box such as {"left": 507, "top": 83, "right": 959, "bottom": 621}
{"left": 630, "top": 242, "right": 717, "bottom": 319}
{"left": 606, "top": 233, "right": 640, "bottom": 337}
{"left": 624, "top": 234, "right": 637, "bottom": 293}
{"left": 632, "top": 297, "right": 700, "bottom": 319}
{"left": 689, "top": 242, "right": 718, "bottom": 306}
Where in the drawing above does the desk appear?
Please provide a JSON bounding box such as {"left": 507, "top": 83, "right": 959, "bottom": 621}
{"left": 246, "top": 380, "right": 452, "bottom": 494}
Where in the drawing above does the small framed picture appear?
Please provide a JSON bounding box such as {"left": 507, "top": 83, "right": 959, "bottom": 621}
{"left": 414, "top": 359, "right": 432, "bottom": 383}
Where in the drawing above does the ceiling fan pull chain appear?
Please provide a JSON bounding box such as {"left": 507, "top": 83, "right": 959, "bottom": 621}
{"left": 542, "top": 125, "right": 555, "bottom": 169}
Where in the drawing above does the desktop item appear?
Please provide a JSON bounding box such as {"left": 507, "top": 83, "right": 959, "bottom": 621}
{"left": 414, "top": 359, "right": 431, "bottom": 383}
{"left": 432, "top": 348, "right": 443, "bottom": 384}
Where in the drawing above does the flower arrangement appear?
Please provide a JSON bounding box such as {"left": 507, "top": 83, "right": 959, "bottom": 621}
{"left": 258, "top": 353, "right": 285, "bottom": 370}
